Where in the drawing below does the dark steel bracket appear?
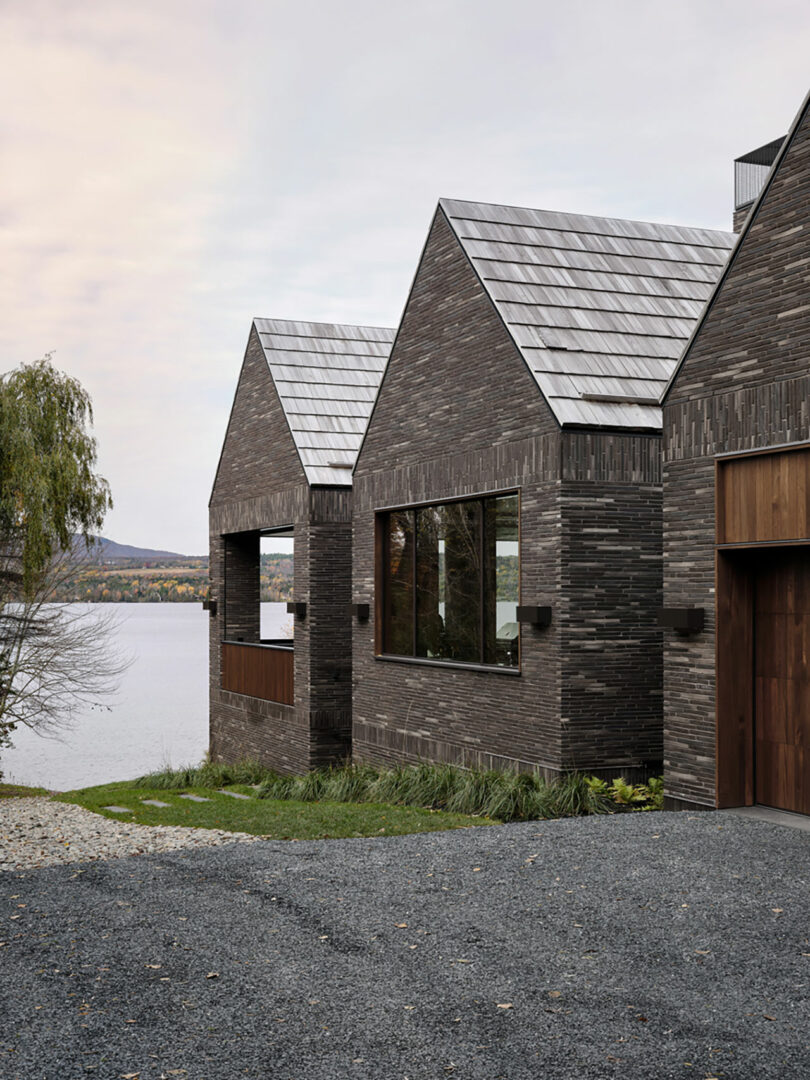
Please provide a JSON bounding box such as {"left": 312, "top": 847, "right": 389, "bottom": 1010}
{"left": 659, "top": 607, "right": 704, "bottom": 633}
{"left": 516, "top": 605, "right": 552, "bottom": 627}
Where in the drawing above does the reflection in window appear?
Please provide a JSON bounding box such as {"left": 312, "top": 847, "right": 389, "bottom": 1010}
{"left": 260, "top": 531, "right": 294, "bottom": 642}
{"left": 385, "top": 511, "right": 414, "bottom": 656}
{"left": 382, "top": 493, "right": 519, "bottom": 668}
{"left": 416, "top": 502, "right": 481, "bottom": 663}
{"left": 484, "top": 494, "right": 519, "bottom": 666}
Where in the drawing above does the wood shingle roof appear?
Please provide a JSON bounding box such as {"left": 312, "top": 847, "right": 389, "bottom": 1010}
{"left": 440, "top": 198, "right": 735, "bottom": 429}
{"left": 253, "top": 318, "right": 396, "bottom": 485}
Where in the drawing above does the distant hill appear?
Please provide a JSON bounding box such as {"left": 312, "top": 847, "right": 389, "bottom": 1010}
{"left": 50, "top": 538, "right": 291, "bottom": 603}
{"left": 73, "top": 536, "right": 190, "bottom": 562}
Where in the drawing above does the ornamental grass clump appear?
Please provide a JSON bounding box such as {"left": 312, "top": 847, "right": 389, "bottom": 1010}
{"left": 135, "top": 759, "right": 277, "bottom": 790}
{"left": 321, "top": 763, "right": 380, "bottom": 803}
{"left": 252, "top": 761, "right": 645, "bottom": 822}
{"left": 445, "top": 768, "right": 505, "bottom": 817}
{"left": 140, "top": 759, "right": 662, "bottom": 821}
{"left": 259, "top": 773, "right": 305, "bottom": 801}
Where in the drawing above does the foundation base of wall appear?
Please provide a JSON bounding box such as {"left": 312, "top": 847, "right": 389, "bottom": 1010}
{"left": 354, "top": 725, "right": 660, "bottom": 784}
{"left": 663, "top": 794, "right": 715, "bottom": 812}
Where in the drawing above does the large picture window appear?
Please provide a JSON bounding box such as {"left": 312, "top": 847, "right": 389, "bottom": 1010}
{"left": 381, "top": 492, "right": 519, "bottom": 669}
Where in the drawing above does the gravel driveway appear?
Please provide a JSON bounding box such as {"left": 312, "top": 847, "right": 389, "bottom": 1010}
{"left": 2, "top": 808, "right": 810, "bottom": 1079}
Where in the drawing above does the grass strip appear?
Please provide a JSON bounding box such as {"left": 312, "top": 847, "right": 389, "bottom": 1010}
{"left": 0, "top": 782, "right": 50, "bottom": 799}
{"left": 54, "top": 782, "right": 496, "bottom": 840}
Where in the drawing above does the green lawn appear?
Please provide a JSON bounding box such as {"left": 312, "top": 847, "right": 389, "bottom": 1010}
{"left": 0, "top": 782, "right": 50, "bottom": 799}
{"left": 54, "top": 781, "right": 498, "bottom": 840}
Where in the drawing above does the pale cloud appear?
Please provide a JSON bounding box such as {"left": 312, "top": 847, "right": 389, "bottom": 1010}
{"left": 1, "top": 0, "right": 809, "bottom": 552}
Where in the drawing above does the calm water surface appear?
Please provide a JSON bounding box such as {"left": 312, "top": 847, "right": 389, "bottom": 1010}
{"left": 2, "top": 602, "right": 288, "bottom": 791}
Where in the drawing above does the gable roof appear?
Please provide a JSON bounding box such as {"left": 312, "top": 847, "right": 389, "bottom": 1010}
{"left": 440, "top": 198, "right": 735, "bottom": 429}
{"left": 662, "top": 88, "right": 810, "bottom": 405}
{"left": 253, "top": 318, "right": 396, "bottom": 485}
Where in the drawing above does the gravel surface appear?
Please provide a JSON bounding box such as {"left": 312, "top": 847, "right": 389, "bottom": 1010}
{"left": 2, "top": 809, "right": 810, "bottom": 1079}
{"left": 0, "top": 798, "right": 258, "bottom": 871}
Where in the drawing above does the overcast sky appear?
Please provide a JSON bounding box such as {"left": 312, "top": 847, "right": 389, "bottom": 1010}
{"left": 2, "top": 0, "right": 808, "bottom": 554}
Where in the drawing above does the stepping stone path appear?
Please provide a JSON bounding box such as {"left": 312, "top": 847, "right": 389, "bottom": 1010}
{"left": 218, "top": 790, "right": 252, "bottom": 800}
{"left": 102, "top": 806, "right": 132, "bottom": 814}
{"left": 141, "top": 799, "right": 171, "bottom": 808}
{"left": 179, "top": 794, "right": 211, "bottom": 803}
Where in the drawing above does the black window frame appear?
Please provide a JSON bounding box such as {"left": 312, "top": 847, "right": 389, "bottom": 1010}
{"left": 375, "top": 489, "right": 521, "bottom": 674}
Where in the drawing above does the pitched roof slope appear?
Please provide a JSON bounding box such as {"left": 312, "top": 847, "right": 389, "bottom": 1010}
{"left": 253, "top": 318, "right": 396, "bottom": 485}
{"left": 440, "top": 198, "right": 735, "bottom": 429}
{"left": 662, "top": 88, "right": 810, "bottom": 404}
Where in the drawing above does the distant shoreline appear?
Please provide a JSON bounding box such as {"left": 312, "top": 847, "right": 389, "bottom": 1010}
{"left": 48, "top": 553, "right": 292, "bottom": 605}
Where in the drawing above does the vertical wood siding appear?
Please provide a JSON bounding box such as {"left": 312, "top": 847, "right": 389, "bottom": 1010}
{"left": 221, "top": 643, "right": 294, "bottom": 705}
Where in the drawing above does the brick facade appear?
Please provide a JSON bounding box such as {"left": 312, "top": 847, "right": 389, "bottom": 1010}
{"left": 209, "top": 327, "right": 354, "bottom": 773}
{"left": 662, "top": 96, "right": 810, "bottom": 808}
{"left": 352, "top": 209, "right": 663, "bottom": 780}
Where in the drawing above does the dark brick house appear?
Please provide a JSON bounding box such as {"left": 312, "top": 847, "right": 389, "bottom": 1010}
{"left": 352, "top": 198, "right": 733, "bottom": 780}
{"left": 662, "top": 92, "right": 810, "bottom": 813}
{"left": 209, "top": 318, "right": 394, "bottom": 773}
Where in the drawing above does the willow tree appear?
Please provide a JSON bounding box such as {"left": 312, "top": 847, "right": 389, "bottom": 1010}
{"left": 0, "top": 357, "right": 125, "bottom": 767}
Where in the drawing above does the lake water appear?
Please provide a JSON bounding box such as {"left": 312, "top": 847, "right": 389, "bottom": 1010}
{"left": 1, "top": 602, "right": 289, "bottom": 792}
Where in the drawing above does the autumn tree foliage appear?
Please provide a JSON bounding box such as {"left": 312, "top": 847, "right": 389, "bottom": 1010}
{"left": 0, "top": 358, "right": 125, "bottom": 769}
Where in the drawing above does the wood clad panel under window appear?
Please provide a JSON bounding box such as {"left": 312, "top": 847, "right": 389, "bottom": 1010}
{"left": 221, "top": 643, "right": 293, "bottom": 705}
{"left": 718, "top": 448, "right": 810, "bottom": 543}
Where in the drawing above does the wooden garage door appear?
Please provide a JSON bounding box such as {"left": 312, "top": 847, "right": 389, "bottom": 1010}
{"left": 755, "top": 548, "right": 810, "bottom": 813}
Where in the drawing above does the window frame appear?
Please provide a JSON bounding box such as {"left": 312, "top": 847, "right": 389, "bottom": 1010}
{"left": 374, "top": 488, "right": 521, "bottom": 675}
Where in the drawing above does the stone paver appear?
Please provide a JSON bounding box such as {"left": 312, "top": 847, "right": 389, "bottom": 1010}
{"left": 141, "top": 799, "right": 171, "bottom": 808}
{"left": 218, "top": 789, "right": 251, "bottom": 799}
{"left": 179, "top": 794, "right": 211, "bottom": 802}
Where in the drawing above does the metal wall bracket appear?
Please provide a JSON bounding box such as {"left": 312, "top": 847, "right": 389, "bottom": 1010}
{"left": 516, "top": 605, "right": 552, "bottom": 627}
{"left": 351, "top": 603, "right": 370, "bottom": 621}
{"left": 287, "top": 601, "right": 307, "bottom": 619}
{"left": 659, "top": 607, "right": 704, "bottom": 633}
{"left": 202, "top": 598, "right": 217, "bottom": 616}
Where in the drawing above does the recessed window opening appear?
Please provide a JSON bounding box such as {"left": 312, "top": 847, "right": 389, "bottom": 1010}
{"left": 382, "top": 493, "right": 519, "bottom": 668}
{"left": 260, "top": 528, "right": 294, "bottom": 643}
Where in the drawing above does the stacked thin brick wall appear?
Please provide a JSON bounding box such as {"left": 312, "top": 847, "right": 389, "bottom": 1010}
{"left": 352, "top": 209, "right": 663, "bottom": 779}
{"left": 732, "top": 206, "right": 749, "bottom": 232}
{"left": 663, "top": 99, "right": 810, "bottom": 807}
{"left": 307, "top": 490, "right": 353, "bottom": 765}
{"left": 222, "top": 531, "right": 259, "bottom": 642}
{"left": 209, "top": 326, "right": 354, "bottom": 773}
{"left": 559, "top": 432, "right": 663, "bottom": 777}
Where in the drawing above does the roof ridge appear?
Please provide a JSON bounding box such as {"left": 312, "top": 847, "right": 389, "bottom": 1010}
{"left": 439, "top": 196, "right": 735, "bottom": 243}
{"left": 254, "top": 317, "right": 396, "bottom": 338}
